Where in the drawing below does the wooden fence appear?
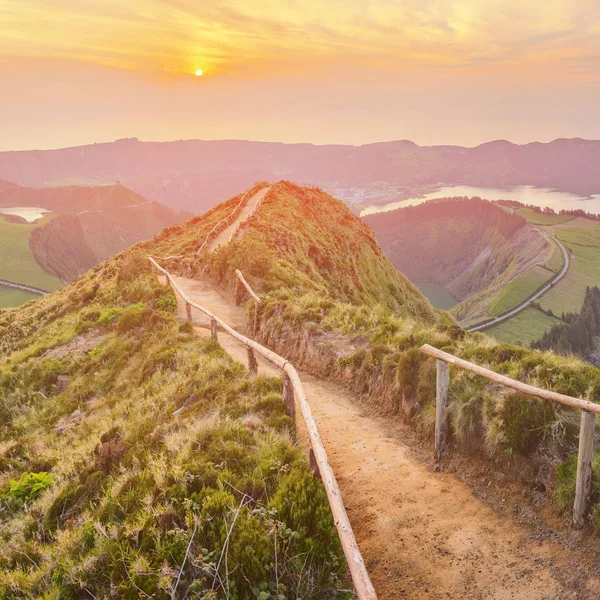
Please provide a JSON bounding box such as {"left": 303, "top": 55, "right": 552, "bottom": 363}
{"left": 148, "top": 256, "right": 377, "bottom": 600}
{"left": 420, "top": 343, "right": 599, "bottom": 528}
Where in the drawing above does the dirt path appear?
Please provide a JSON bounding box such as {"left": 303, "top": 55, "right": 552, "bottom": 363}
{"left": 169, "top": 275, "right": 600, "bottom": 600}
{"left": 208, "top": 187, "right": 269, "bottom": 251}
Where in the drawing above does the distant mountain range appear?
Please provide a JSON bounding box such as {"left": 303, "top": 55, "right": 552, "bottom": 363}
{"left": 1, "top": 137, "right": 599, "bottom": 212}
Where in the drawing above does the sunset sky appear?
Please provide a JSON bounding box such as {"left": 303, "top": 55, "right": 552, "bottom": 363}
{"left": 1, "top": 0, "right": 599, "bottom": 150}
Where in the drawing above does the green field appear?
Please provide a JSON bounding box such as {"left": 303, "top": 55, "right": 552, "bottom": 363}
{"left": 487, "top": 265, "right": 552, "bottom": 316}
{"left": 0, "top": 287, "right": 40, "bottom": 308}
{"left": 485, "top": 307, "right": 562, "bottom": 345}
{"left": 538, "top": 221, "right": 600, "bottom": 315}
{"left": 0, "top": 216, "right": 63, "bottom": 291}
{"left": 516, "top": 208, "right": 575, "bottom": 225}
{"left": 543, "top": 240, "right": 565, "bottom": 273}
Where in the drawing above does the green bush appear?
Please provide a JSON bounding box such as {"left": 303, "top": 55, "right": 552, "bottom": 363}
{"left": 3, "top": 471, "right": 54, "bottom": 504}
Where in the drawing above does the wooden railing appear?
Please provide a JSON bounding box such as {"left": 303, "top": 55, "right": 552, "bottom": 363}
{"left": 421, "top": 344, "right": 599, "bottom": 528}
{"left": 148, "top": 256, "right": 377, "bottom": 600}
{"left": 228, "top": 186, "right": 269, "bottom": 243}
{"left": 196, "top": 187, "right": 255, "bottom": 255}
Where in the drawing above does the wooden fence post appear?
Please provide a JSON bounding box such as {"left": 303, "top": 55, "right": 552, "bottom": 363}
{"left": 234, "top": 276, "right": 241, "bottom": 306}
{"left": 253, "top": 302, "right": 259, "bottom": 335}
{"left": 247, "top": 347, "right": 258, "bottom": 376}
{"left": 573, "top": 410, "right": 595, "bottom": 528}
{"left": 210, "top": 318, "right": 218, "bottom": 342}
{"left": 309, "top": 447, "right": 321, "bottom": 479}
{"left": 435, "top": 359, "right": 450, "bottom": 464}
{"left": 185, "top": 302, "right": 192, "bottom": 322}
{"left": 283, "top": 373, "right": 296, "bottom": 427}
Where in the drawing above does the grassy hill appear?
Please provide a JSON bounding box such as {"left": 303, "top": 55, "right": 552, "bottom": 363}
{"left": 0, "top": 249, "right": 345, "bottom": 598}
{"left": 151, "top": 181, "right": 439, "bottom": 324}
{"left": 150, "top": 182, "right": 600, "bottom": 529}
{"left": 0, "top": 182, "right": 188, "bottom": 306}
{"left": 363, "top": 197, "right": 556, "bottom": 322}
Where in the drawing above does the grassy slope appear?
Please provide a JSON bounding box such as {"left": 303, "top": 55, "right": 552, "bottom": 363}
{"left": 0, "top": 250, "right": 344, "bottom": 598}
{"left": 154, "top": 181, "right": 439, "bottom": 324}
{"left": 149, "top": 182, "right": 600, "bottom": 527}
{"left": 0, "top": 216, "right": 62, "bottom": 290}
{"left": 538, "top": 220, "right": 600, "bottom": 315}
{"left": 515, "top": 208, "right": 575, "bottom": 225}
{"left": 487, "top": 266, "right": 553, "bottom": 317}
{"left": 485, "top": 307, "right": 563, "bottom": 345}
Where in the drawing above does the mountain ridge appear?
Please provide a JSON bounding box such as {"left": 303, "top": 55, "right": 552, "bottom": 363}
{"left": 2, "top": 137, "right": 600, "bottom": 212}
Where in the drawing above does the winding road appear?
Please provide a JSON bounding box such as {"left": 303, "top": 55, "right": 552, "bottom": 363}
{"left": 0, "top": 278, "right": 48, "bottom": 295}
{"left": 467, "top": 227, "right": 570, "bottom": 332}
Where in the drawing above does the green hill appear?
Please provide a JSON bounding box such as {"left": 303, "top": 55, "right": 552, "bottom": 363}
{"left": 0, "top": 182, "right": 189, "bottom": 308}
{"left": 0, "top": 249, "right": 344, "bottom": 598}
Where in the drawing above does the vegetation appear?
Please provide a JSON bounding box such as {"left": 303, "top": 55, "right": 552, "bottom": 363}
{"left": 0, "top": 287, "right": 40, "bottom": 309}
{"left": 0, "top": 216, "right": 63, "bottom": 291}
{"left": 151, "top": 182, "right": 600, "bottom": 527}
{"left": 532, "top": 287, "right": 600, "bottom": 360}
{"left": 152, "top": 181, "right": 439, "bottom": 323}
{"left": 487, "top": 266, "right": 553, "bottom": 317}
{"left": 485, "top": 307, "right": 562, "bottom": 345}
{"left": 0, "top": 248, "right": 345, "bottom": 598}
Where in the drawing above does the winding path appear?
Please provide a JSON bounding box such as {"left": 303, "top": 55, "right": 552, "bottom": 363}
{"left": 467, "top": 227, "right": 570, "bottom": 332}
{"left": 154, "top": 200, "right": 599, "bottom": 598}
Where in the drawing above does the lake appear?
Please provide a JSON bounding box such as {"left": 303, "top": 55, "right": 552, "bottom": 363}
{"left": 360, "top": 185, "right": 600, "bottom": 217}
{"left": 0, "top": 207, "right": 49, "bottom": 222}
{"left": 414, "top": 282, "right": 458, "bottom": 310}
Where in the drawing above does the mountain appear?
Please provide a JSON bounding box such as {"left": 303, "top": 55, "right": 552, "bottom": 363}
{"left": 363, "top": 197, "right": 558, "bottom": 322}
{"left": 0, "top": 182, "right": 189, "bottom": 286}
{"left": 1, "top": 180, "right": 600, "bottom": 596}
{"left": 1, "top": 137, "right": 600, "bottom": 212}
{"left": 150, "top": 180, "right": 440, "bottom": 323}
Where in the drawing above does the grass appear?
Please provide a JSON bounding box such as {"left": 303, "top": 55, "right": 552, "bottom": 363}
{"left": 544, "top": 240, "right": 565, "bottom": 273}
{"left": 516, "top": 208, "right": 575, "bottom": 225}
{"left": 484, "top": 307, "right": 563, "bottom": 345}
{"left": 539, "top": 220, "right": 600, "bottom": 314}
{"left": 0, "top": 216, "right": 63, "bottom": 291}
{"left": 0, "top": 287, "right": 40, "bottom": 309}
{"left": 487, "top": 266, "right": 552, "bottom": 317}
{"left": 0, "top": 250, "right": 346, "bottom": 598}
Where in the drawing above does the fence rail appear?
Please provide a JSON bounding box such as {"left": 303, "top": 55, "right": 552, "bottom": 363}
{"left": 149, "top": 256, "right": 377, "bottom": 600}
{"left": 420, "top": 343, "right": 598, "bottom": 528}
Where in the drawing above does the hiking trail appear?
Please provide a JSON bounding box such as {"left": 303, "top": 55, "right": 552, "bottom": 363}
{"left": 161, "top": 187, "right": 600, "bottom": 599}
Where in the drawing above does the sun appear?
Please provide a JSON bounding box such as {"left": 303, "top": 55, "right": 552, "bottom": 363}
{"left": 195, "top": 69, "right": 203, "bottom": 77}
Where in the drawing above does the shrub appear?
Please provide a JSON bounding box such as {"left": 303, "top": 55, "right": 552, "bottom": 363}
{"left": 3, "top": 471, "right": 54, "bottom": 504}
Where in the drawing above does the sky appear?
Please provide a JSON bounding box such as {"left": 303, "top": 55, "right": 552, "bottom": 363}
{"left": 1, "top": 0, "right": 600, "bottom": 151}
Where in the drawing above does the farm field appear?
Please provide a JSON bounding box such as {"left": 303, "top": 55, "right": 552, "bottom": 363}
{"left": 485, "top": 307, "right": 562, "bottom": 345}
{"left": 487, "top": 265, "right": 553, "bottom": 316}
{"left": 538, "top": 220, "right": 600, "bottom": 315}
{"left": 515, "top": 207, "right": 575, "bottom": 225}
{"left": 0, "top": 287, "right": 39, "bottom": 308}
{"left": 0, "top": 216, "right": 63, "bottom": 291}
